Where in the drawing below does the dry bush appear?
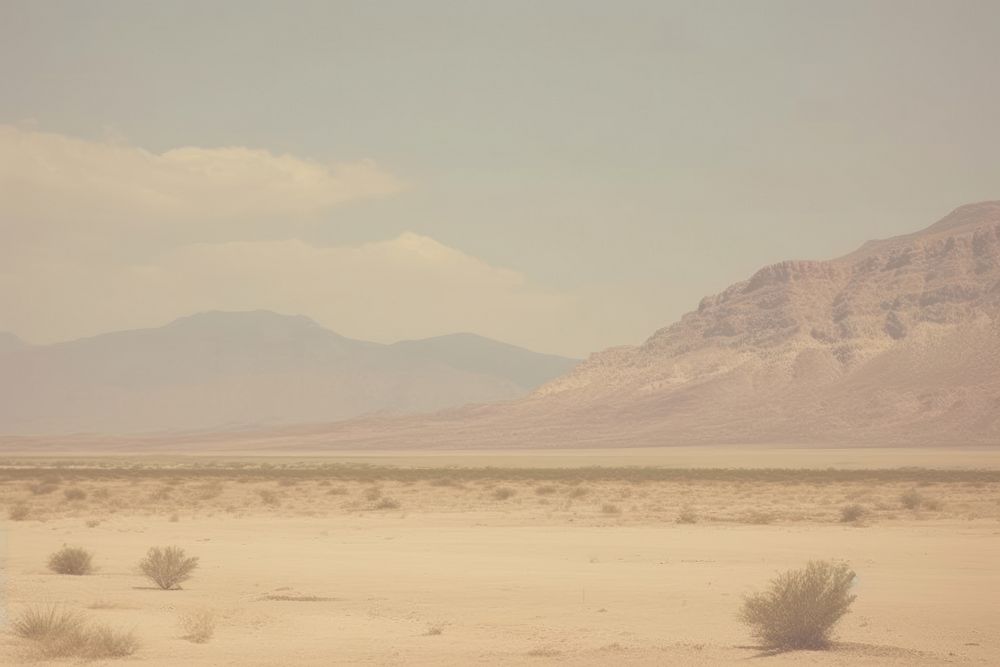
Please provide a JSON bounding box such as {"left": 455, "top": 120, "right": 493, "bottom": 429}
{"left": 840, "top": 504, "right": 867, "bottom": 523}
{"left": 425, "top": 624, "right": 444, "bottom": 636}
{"left": 63, "top": 487, "right": 87, "bottom": 502}
{"left": 900, "top": 489, "right": 943, "bottom": 511}
{"left": 601, "top": 503, "right": 622, "bottom": 514}
{"left": 535, "top": 485, "right": 557, "bottom": 495}
{"left": 12, "top": 606, "right": 86, "bottom": 641}
{"left": 493, "top": 487, "right": 516, "bottom": 500}
{"left": 30, "top": 482, "right": 59, "bottom": 495}
{"left": 178, "top": 608, "right": 216, "bottom": 643}
{"left": 740, "top": 510, "right": 774, "bottom": 525}
{"left": 568, "top": 487, "right": 589, "bottom": 498}
{"left": 48, "top": 546, "right": 95, "bottom": 575}
{"left": 374, "top": 497, "right": 401, "bottom": 510}
{"left": 85, "top": 519, "right": 101, "bottom": 528}
{"left": 82, "top": 623, "right": 140, "bottom": 659}
{"left": 138, "top": 546, "right": 199, "bottom": 590}
{"left": 364, "top": 487, "right": 382, "bottom": 501}
{"left": 676, "top": 507, "right": 699, "bottom": 524}
{"left": 739, "top": 560, "right": 856, "bottom": 650}
{"left": 9, "top": 503, "right": 30, "bottom": 521}
{"left": 257, "top": 489, "right": 280, "bottom": 506}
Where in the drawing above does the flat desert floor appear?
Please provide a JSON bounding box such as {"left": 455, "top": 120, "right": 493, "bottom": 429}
{"left": 2, "top": 449, "right": 999, "bottom": 665}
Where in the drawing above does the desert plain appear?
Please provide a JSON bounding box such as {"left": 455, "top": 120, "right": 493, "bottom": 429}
{"left": 2, "top": 447, "right": 999, "bottom": 666}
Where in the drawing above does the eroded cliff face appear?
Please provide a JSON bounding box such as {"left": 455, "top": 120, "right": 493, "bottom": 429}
{"left": 539, "top": 202, "right": 1000, "bottom": 401}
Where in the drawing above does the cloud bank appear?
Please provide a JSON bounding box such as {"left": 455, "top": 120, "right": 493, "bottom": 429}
{"left": 0, "top": 126, "right": 581, "bottom": 354}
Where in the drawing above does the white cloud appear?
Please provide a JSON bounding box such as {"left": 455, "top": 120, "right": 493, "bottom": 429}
{"left": 0, "top": 124, "right": 403, "bottom": 228}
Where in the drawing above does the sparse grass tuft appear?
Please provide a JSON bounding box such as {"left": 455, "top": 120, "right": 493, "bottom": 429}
{"left": 739, "top": 560, "right": 856, "bottom": 650}
{"left": 900, "top": 489, "right": 943, "bottom": 511}
{"left": 425, "top": 624, "right": 444, "bottom": 636}
{"left": 374, "top": 497, "right": 401, "bottom": 510}
{"left": 48, "top": 546, "right": 95, "bottom": 575}
{"left": 12, "top": 606, "right": 86, "bottom": 641}
{"left": 178, "top": 608, "right": 216, "bottom": 643}
{"left": 840, "top": 504, "right": 867, "bottom": 523}
{"left": 83, "top": 623, "right": 140, "bottom": 658}
{"left": 493, "top": 487, "right": 516, "bottom": 500}
{"left": 676, "top": 507, "right": 699, "bottom": 524}
{"left": 138, "top": 546, "right": 199, "bottom": 590}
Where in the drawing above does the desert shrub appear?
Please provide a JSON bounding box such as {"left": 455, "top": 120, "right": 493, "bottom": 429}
{"left": 740, "top": 511, "right": 774, "bottom": 525}
{"left": 9, "top": 503, "right": 30, "bottom": 521}
{"left": 739, "top": 560, "right": 856, "bottom": 650}
{"left": 85, "top": 519, "right": 101, "bottom": 528}
{"left": 178, "top": 608, "right": 216, "bottom": 643}
{"left": 364, "top": 487, "right": 382, "bottom": 501}
{"left": 12, "top": 606, "right": 86, "bottom": 641}
{"left": 30, "top": 482, "right": 59, "bottom": 495}
{"left": 568, "top": 487, "right": 589, "bottom": 498}
{"left": 493, "top": 487, "right": 516, "bottom": 500}
{"left": 676, "top": 507, "right": 699, "bottom": 524}
{"left": 257, "top": 489, "right": 280, "bottom": 506}
{"left": 326, "top": 486, "right": 349, "bottom": 495}
{"left": 900, "top": 489, "right": 943, "bottom": 511}
{"left": 840, "top": 504, "right": 867, "bottom": 523}
{"left": 63, "top": 487, "right": 87, "bottom": 502}
{"left": 900, "top": 489, "right": 923, "bottom": 509}
{"left": 48, "top": 546, "right": 95, "bottom": 575}
{"left": 138, "top": 546, "right": 199, "bottom": 590}
{"left": 601, "top": 503, "right": 622, "bottom": 514}
{"left": 374, "top": 497, "right": 401, "bottom": 510}
{"left": 535, "top": 485, "right": 557, "bottom": 495}
{"left": 81, "top": 623, "right": 139, "bottom": 658}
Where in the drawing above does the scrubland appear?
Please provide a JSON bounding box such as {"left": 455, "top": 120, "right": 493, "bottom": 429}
{"left": 2, "top": 455, "right": 999, "bottom": 665}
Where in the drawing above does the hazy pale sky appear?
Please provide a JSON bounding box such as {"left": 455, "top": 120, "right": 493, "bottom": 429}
{"left": 2, "top": 0, "right": 999, "bottom": 356}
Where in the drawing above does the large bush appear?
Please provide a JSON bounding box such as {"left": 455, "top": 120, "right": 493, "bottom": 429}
{"left": 739, "top": 560, "right": 856, "bottom": 650}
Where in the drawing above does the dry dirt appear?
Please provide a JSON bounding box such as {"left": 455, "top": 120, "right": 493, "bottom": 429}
{"left": 2, "top": 450, "right": 999, "bottom": 665}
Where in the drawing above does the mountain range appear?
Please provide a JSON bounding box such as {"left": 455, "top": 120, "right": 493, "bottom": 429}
{"left": 180, "top": 200, "right": 997, "bottom": 451}
{"left": 3, "top": 201, "right": 998, "bottom": 450}
{"left": 0, "top": 312, "right": 578, "bottom": 435}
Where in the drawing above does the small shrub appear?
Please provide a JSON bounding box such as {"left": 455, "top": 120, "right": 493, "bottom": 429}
{"left": 601, "top": 503, "right": 622, "bottom": 514}
{"left": 257, "top": 489, "right": 280, "bottom": 506}
{"left": 30, "top": 482, "right": 59, "bottom": 495}
{"left": 48, "top": 546, "right": 95, "bottom": 575}
{"left": 82, "top": 623, "right": 139, "bottom": 658}
{"left": 326, "top": 486, "right": 349, "bottom": 495}
{"left": 493, "top": 487, "right": 516, "bottom": 500}
{"left": 138, "top": 546, "right": 199, "bottom": 590}
{"left": 85, "top": 519, "right": 101, "bottom": 528}
{"left": 676, "top": 507, "right": 699, "bottom": 524}
{"left": 568, "top": 487, "right": 589, "bottom": 498}
{"left": 535, "top": 485, "right": 557, "bottom": 496}
{"left": 374, "top": 497, "right": 401, "bottom": 510}
{"left": 9, "top": 503, "right": 30, "bottom": 521}
{"left": 840, "top": 504, "right": 867, "bottom": 523}
{"left": 741, "top": 511, "right": 774, "bottom": 525}
{"left": 63, "top": 487, "right": 88, "bottom": 502}
{"left": 900, "top": 489, "right": 923, "bottom": 509}
{"left": 178, "top": 608, "right": 216, "bottom": 643}
{"left": 425, "top": 624, "right": 444, "bottom": 635}
{"left": 364, "top": 487, "right": 382, "bottom": 501}
{"left": 739, "top": 560, "right": 856, "bottom": 650}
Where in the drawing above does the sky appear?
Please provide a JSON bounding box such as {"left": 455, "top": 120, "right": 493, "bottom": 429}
{"left": 1, "top": 1, "right": 999, "bottom": 357}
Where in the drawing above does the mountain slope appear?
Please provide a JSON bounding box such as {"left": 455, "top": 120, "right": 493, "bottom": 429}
{"left": 227, "top": 201, "right": 999, "bottom": 450}
{"left": 0, "top": 311, "right": 578, "bottom": 435}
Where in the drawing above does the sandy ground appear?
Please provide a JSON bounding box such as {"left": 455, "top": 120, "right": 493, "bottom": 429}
{"left": 2, "top": 456, "right": 999, "bottom": 665}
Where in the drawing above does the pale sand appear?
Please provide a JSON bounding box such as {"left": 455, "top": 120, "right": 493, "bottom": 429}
{"left": 2, "top": 456, "right": 999, "bottom": 665}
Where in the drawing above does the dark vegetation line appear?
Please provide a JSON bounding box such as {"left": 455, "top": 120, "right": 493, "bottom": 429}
{"left": 1, "top": 460, "right": 998, "bottom": 484}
